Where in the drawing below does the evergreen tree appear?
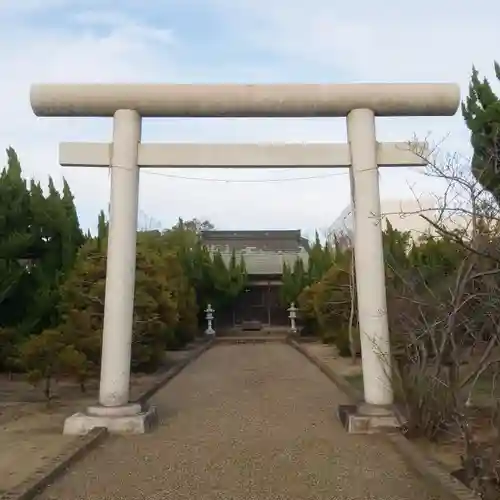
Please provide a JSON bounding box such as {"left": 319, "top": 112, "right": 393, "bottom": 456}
{"left": 281, "top": 257, "right": 308, "bottom": 304}
{"left": 20, "top": 328, "right": 88, "bottom": 401}
{"left": 227, "top": 248, "right": 245, "bottom": 298}
{"left": 383, "top": 221, "right": 411, "bottom": 277}
{"left": 61, "top": 178, "right": 85, "bottom": 271}
{"left": 280, "top": 230, "right": 334, "bottom": 307}
{"left": 323, "top": 241, "right": 333, "bottom": 271}
{"left": 280, "top": 261, "right": 294, "bottom": 304}
{"left": 210, "top": 250, "right": 231, "bottom": 306}
{"left": 96, "top": 210, "right": 108, "bottom": 251}
{"left": 293, "top": 257, "right": 306, "bottom": 291}
{"left": 308, "top": 231, "right": 324, "bottom": 283}
{"left": 58, "top": 236, "right": 196, "bottom": 370}
{"left": 462, "top": 62, "right": 500, "bottom": 203}
{"left": 0, "top": 149, "right": 35, "bottom": 329}
{"left": 24, "top": 176, "right": 83, "bottom": 334}
{"left": 307, "top": 231, "right": 334, "bottom": 284}
{"left": 0, "top": 149, "right": 86, "bottom": 336}
{"left": 239, "top": 253, "right": 247, "bottom": 276}
{"left": 160, "top": 218, "right": 246, "bottom": 325}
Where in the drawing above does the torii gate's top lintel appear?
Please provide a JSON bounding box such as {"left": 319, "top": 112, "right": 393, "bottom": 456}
{"left": 30, "top": 83, "right": 460, "bottom": 118}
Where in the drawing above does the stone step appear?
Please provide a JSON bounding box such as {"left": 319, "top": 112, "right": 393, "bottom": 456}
{"left": 217, "top": 328, "right": 291, "bottom": 337}
{"left": 214, "top": 335, "right": 288, "bottom": 344}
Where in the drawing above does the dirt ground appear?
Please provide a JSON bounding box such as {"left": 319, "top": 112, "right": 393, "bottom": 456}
{"left": 301, "top": 342, "right": 363, "bottom": 378}
{"left": 298, "top": 341, "right": 497, "bottom": 474}
{"left": 0, "top": 346, "right": 198, "bottom": 494}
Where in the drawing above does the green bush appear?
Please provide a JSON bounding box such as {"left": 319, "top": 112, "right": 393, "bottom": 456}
{"left": 299, "top": 317, "right": 319, "bottom": 337}
{"left": 335, "top": 327, "right": 360, "bottom": 358}
{"left": 297, "top": 285, "right": 321, "bottom": 336}
{"left": 57, "top": 238, "right": 195, "bottom": 373}
{"left": 20, "top": 328, "right": 89, "bottom": 401}
{"left": 0, "top": 327, "right": 23, "bottom": 373}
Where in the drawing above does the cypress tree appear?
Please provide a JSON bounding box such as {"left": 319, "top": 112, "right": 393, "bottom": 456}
{"left": 462, "top": 62, "right": 500, "bottom": 203}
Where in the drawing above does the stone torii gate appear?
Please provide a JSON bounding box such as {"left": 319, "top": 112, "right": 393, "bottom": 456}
{"left": 30, "top": 83, "right": 460, "bottom": 435}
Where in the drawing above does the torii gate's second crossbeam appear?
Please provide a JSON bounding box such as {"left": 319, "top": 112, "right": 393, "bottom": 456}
{"left": 59, "top": 141, "right": 427, "bottom": 168}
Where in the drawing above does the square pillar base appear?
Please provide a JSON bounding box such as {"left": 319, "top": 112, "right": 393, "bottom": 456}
{"left": 338, "top": 404, "right": 401, "bottom": 434}
{"left": 63, "top": 403, "right": 158, "bottom": 436}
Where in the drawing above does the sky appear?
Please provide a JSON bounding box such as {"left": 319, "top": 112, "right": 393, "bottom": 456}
{"left": 1, "top": 0, "right": 499, "bottom": 238}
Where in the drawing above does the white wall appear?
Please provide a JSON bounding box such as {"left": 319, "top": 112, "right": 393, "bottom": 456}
{"left": 329, "top": 197, "right": 467, "bottom": 243}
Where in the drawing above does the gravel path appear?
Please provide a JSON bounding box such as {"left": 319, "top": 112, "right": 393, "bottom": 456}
{"left": 38, "top": 344, "right": 439, "bottom": 500}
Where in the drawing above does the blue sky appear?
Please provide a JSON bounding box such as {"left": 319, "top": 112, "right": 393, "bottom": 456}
{"left": 1, "top": 0, "right": 499, "bottom": 237}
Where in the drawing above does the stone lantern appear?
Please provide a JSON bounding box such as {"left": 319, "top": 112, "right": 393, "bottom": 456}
{"left": 205, "top": 303, "right": 215, "bottom": 336}
{"left": 287, "top": 302, "right": 298, "bottom": 335}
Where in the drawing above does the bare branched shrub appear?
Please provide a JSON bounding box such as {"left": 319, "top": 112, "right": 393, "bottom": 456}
{"left": 385, "top": 142, "right": 500, "bottom": 494}
{"left": 454, "top": 406, "right": 500, "bottom": 500}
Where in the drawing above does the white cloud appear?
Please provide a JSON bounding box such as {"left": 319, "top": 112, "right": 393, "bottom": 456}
{"left": 71, "top": 10, "right": 175, "bottom": 45}
{"left": 1, "top": 1, "right": 498, "bottom": 235}
{"left": 208, "top": 0, "right": 499, "bottom": 150}
{"left": 205, "top": 0, "right": 500, "bottom": 216}
{"left": 0, "top": 7, "right": 183, "bottom": 230}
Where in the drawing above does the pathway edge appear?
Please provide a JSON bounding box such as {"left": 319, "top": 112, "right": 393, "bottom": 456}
{"left": 0, "top": 427, "right": 108, "bottom": 500}
{"left": 286, "top": 338, "right": 481, "bottom": 500}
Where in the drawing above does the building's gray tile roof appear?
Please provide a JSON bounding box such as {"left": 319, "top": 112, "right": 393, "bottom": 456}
{"left": 201, "top": 230, "right": 310, "bottom": 252}
{"left": 202, "top": 230, "right": 309, "bottom": 275}
{"left": 216, "top": 249, "right": 309, "bottom": 275}
{"left": 202, "top": 230, "right": 310, "bottom": 275}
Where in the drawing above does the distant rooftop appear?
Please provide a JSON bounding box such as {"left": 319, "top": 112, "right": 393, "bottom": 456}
{"left": 201, "top": 230, "right": 309, "bottom": 275}
{"left": 201, "top": 230, "right": 310, "bottom": 251}
{"left": 201, "top": 229, "right": 303, "bottom": 240}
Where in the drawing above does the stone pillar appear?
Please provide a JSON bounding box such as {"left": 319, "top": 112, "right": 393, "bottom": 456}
{"left": 63, "top": 109, "right": 157, "bottom": 435}
{"left": 346, "top": 108, "right": 393, "bottom": 408}
{"left": 98, "top": 109, "right": 141, "bottom": 407}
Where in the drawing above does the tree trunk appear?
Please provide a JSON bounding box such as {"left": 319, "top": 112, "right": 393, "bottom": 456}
{"left": 348, "top": 253, "right": 357, "bottom": 364}
{"left": 44, "top": 374, "right": 52, "bottom": 404}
